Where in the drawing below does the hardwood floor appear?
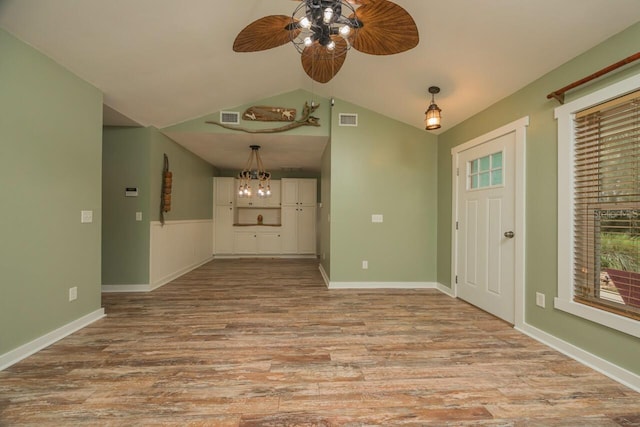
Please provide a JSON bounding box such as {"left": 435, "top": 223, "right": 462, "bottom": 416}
{"left": 1, "top": 258, "right": 639, "bottom": 426}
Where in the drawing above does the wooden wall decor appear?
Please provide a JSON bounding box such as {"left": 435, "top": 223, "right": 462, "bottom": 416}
{"left": 243, "top": 106, "right": 297, "bottom": 122}
{"left": 160, "top": 154, "right": 172, "bottom": 225}
{"left": 207, "top": 102, "right": 320, "bottom": 134}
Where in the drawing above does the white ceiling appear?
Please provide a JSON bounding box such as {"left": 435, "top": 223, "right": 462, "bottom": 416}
{"left": 2, "top": 0, "right": 640, "bottom": 171}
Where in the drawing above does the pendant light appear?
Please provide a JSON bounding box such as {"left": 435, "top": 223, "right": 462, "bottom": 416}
{"left": 237, "top": 145, "right": 272, "bottom": 198}
{"left": 425, "top": 86, "right": 442, "bottom": 131}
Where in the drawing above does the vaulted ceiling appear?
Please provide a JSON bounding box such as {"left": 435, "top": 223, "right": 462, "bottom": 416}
{"left": 2, "top": 1, "right": 640, "bottom": 170}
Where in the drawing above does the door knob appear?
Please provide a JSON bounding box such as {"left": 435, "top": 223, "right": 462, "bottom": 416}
{"left": 504, "top": 231, "right": 515, "bottom": 238}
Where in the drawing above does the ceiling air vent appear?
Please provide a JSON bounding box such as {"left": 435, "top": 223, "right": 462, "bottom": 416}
{"left": 339, "top": 113, "right": 358, "bottom": 127}
{"left": 220, "top": 111, "right": 240, "bottom": 124}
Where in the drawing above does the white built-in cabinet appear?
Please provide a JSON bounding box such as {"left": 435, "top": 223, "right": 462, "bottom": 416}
{"left": 281, "top": 178, "right": 317, "bottom": 255}
{"left": 213, "top": 177, "right": 316, "bottom": 256}
{"left": 214, "top": 177, "right": 235, "bottom": 254}
{"left": 233, "top": 230, "right": 282, "bottom": 254}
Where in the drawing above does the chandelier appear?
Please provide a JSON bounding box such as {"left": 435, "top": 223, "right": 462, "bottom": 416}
{"left": 288, "top": 0, "right": 361, "bottom": 59}
{"left": 237, "top": 145, "right": 272, "bottom": 198}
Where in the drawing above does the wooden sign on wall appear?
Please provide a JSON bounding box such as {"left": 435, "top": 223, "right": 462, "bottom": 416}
{"left": 243, "top": 106, "right": 296, "bottom": 122}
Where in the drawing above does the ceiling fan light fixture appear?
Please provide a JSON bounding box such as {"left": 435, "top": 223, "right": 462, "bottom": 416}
{"left": 290, "top": 0, "right": 358, "bottom": 58}
{"left": 299, "top": 16, "right": 312, "bottom": 29}
{"left": 323, "top": 7, "right": 334, "bottom": 24}
{"left": 425, "top": 86, "right": 442, "bottom": 131}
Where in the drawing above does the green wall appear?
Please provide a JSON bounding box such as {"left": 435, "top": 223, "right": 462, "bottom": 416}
{"left": 102, "top": 126, "right": 214, "bottom": 285}
{"left": 319, "top": 140, "right": 332, "bottom": 276}
{"left": 102, "top": 127, "right": 151, "bottom": 285}
{"left": 330, "top": 99, "right": 438, "bottom": 282}
{"left": 0, "top": 29, "right": 103, "bottom": 354}
{"left": 149, "top": 128, "right": 214, "bottom": 222}
{"left": 437, "top": 22, "right": 640, "bottom": 373}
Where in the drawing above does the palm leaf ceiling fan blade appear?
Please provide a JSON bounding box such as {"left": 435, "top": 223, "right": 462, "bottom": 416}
{"left": 351, "top": 0, "right": 419, "bottom": 55}
{"left": 291, "top": 0, "right": 370, "bottom": 3}
{"left": 301, "top": 38, "right": 348, "bottom": 83}
{"left": 233, "top": 15, "right": 300, "bottom": 52}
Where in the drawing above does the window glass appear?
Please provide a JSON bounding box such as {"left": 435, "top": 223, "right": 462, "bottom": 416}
{"left": 468, "top": 151, "right": 504, "bottom": 190}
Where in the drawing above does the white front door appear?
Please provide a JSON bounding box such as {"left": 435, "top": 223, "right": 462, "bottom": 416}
{"left": 456, "top": 132, "right": 516, "bottom": 323}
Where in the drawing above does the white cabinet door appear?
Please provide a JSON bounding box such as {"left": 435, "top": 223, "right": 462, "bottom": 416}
{"left": 298, "top": 179, "right": 317, "bottom": 206}
{"left": 214, "top": 205, "right": 234, "bottom": 254}
{"left": 281, "top": 179, "right": 299, "bottom": 206}
{"left": 297, "top": 206, "right": 316, "bottom": 254}
{"left": 282, "top": 178, "right": 316, "bottom": 206}
{"left": 215, "top": 177, "right": 235, "bottom": 206}
{"left": 281, "top": 206, "right": 298, "bottom": 254}
{"left": 234, "top": 231, "right": 257, "bottom": 254}
{"left": 264, "top": 180, "right": 281, "bottom": 207}
{"left": 258, "top": 232, "right": 282, "bottom": 254}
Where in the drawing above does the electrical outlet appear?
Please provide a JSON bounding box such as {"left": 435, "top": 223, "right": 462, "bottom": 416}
{"left": 362, "top": 260, "right": 368, "bottom": 269}
{"left": 536, "top": 292, "right": 545, "bottom": 308}
{"left": 136, "top": 211, "right": 143, "bottom": 221}
{"left": 371, "top": 214, "right": 383, "bottom": 223}
{"left": 69, "top": 286, "right": 78, "bottom": 302}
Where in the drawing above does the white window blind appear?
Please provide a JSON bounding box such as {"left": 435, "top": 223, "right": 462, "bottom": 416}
{"left": 573, "top": 90, "right": 640, "bottom": 320}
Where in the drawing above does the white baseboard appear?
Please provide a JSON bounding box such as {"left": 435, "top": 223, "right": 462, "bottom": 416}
{"left": 102, "top": 256, "right": 213, "bottom": 293}
{"left": 214, "top": 254, "right": 318, "bottom": 259}
{"left": 0, "top": 308, "right": 105, "bottom": 371}
{"left": 436, "top": 282, "right": 456, "bottom": 297}
{"left": 149, "top": 256, "right": 213, "bottom": 291}
{"left": 328, "top": 281, "right": 438, "bottom": 289}
{"left": 102, "top": 283, "right": 151, "bottom": 293}
{"left": 516, "top": 322, "right": 640, "bottom": 393}
{"left": 318, "top": 263, "right": 330, "bottom": 288}
{"left": 318, "top": 267, "right": 448, "bottom": 293}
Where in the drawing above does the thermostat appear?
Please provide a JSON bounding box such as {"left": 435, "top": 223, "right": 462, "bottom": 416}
{"left": 125, "top": 187, "right": 138, "bottom": 197}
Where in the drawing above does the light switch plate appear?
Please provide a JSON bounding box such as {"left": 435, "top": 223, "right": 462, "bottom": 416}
{"left": 81, "top": 210, "right": 93, "bottom": 223}
{"left": 536, "top": 292, "right": 546, "bottom": 308}
{"left": 372, "top": 214, "right": 383, "bottom": 223}
{"left": 136, "top": 211, "right": 143, "bottom": 221}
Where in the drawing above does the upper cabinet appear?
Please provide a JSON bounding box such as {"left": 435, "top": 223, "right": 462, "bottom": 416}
{"left": 215, "top": 177, "right": 235, "bottom": 206}
{"left": 235, "top": 179, "right": 281, "bottom": 208}
{"left": 282, "top": 178, "right": 316, "bottom": 206}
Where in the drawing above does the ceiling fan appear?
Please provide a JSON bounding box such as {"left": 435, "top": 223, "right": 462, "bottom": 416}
{"left": 233, "top": 0, "right": 419, "bottom": 83}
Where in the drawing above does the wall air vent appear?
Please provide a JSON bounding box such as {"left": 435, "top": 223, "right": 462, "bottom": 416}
{"left": 339, "top": 113, "right": 358, "bottom": 127}
{"left": 220, "top": 111, "right": 240, "bottom": 124}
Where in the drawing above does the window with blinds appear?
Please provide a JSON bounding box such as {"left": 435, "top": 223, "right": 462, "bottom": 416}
{"left": 573, "top": 90, "right": 640, "bottom": 320}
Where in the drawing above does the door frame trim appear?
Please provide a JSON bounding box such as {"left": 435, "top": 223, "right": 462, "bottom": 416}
{"left": 451, "top": 116, "right": 529, "bottom": 328}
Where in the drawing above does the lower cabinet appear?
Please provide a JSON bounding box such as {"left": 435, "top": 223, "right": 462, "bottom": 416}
{"left": 257, "top": 232, "right": 282, "bottom": 254}
{"left": 281, "top": 206, "right": 316, "bottom": 254}
{"left": 233, "top": 230, "right": 282, "bottom": 254}
{"left": 214, "top": 205, "right": 234, "bottom": 254}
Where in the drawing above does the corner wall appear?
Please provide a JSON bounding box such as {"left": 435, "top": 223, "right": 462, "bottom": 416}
{"left": 329, "top": 98, "right": 438, "bottom": 284}
{"left": 436, "top": 22, "right": 640, "bottom": 375}
{"left": 0, "top": 29, "right": 103, "bottom": 356}
{"left": 101, "top": 127, "right": 215, "bottom": 288}
{"left": 102, "top": 127, "right": 151, "bottom": 285}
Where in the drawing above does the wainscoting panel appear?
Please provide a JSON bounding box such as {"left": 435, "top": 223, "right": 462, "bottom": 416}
{"left": 149, "top": 220, "right": 213, "bottom": 290}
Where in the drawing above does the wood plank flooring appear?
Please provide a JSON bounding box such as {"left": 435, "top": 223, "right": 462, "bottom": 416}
{"left": 2, "top": 258, "right": 639, "bottom": 426}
